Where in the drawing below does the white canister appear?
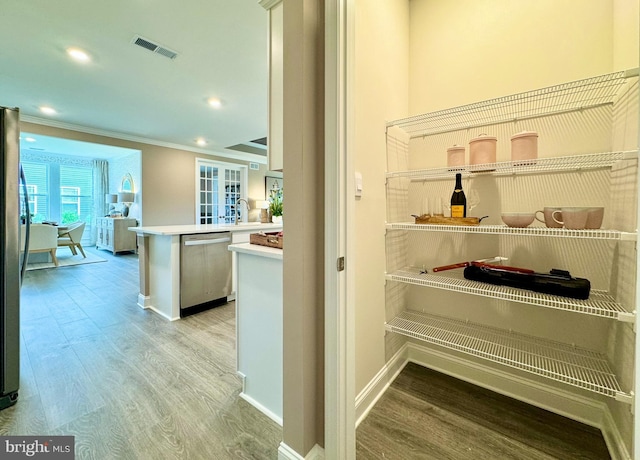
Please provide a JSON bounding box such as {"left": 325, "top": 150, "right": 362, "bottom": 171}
{"left": 469, "top": 134, "right": 497, "bottom": 167}
{"left": 511, "top": 130, "right": 538, "bottom": 164}
{"left": 447, "top": 144, "right": 465, "bottom": 169}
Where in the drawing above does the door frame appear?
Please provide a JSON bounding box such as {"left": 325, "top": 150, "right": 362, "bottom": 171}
{"left": 324, "top": 0, "right": 355, "bottom": 457}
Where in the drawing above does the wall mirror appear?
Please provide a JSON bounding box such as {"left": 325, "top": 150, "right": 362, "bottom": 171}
{"left": 121, "top": 173, "right": 134, "bottom": 193}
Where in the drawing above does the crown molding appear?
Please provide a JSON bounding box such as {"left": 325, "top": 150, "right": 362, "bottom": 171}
{"left": 19, "top": 115, "right": 267, "bottom": 164}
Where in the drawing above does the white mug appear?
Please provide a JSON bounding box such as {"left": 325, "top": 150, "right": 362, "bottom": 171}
{"left": 585, "top": 207, "right": 605, "bottom": 229}
{"left": 552, "top": 207, "right": 589, "bottom": 230}
{"left": 535, "top": 207, "right": 562, "bottom": 228}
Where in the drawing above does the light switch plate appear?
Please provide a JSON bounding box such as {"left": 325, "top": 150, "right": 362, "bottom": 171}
{"left": 355, "top": 171, "right": 363, "bottom": 197}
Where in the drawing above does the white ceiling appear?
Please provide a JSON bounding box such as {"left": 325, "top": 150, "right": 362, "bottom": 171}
{"left": 0, "top": 0, "right": 268, "bottom": 161}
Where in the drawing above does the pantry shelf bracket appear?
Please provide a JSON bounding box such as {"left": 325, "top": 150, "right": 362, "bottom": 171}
{"left": 617, "top": 311, "right": 636, "bottom": 324}
{"left": 615, "top": 391, "right": 634, "bottom": 406}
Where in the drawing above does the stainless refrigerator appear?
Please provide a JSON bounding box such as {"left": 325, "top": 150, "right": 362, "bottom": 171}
{"left": 1, "top": 106, "right": 28, "bottom": 410}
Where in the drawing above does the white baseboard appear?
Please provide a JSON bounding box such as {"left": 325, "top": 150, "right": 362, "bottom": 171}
{"left": 137, "top": 293, "right": 151, "bottom": 309}
{"left": 405, "top": 342, "right": 605, "bottom": 428}
{"left": 278, "top": 442, "right": 324, "bottom": 460}
{"left": 601, "top": 405, "right": 632, "bottom": 460}
{"left": 355, "top": 341, "right": 629, "bottom": 459}
{"left": 239, "top": 392, "right": 282, "bottom": 426}
{"left": 147, "top": 304, "right": 178, "bottom": 321}
{"left": 355, "top": 345, "right": 407, "bottom": 427}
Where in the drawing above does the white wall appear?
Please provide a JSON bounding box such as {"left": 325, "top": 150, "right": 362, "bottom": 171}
{"left": 354, "top": 0, "right": 410, "bottom": 394}
{"left": 614, "top": 0, "right": 640, "bottom": 70}
{"left": 409, "top": 0, "right": 617, "bottom": 114}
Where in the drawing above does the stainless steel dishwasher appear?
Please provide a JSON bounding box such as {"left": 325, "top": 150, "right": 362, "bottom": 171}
{"left": 180, "top": 232, "right": 232, "bottom": 315}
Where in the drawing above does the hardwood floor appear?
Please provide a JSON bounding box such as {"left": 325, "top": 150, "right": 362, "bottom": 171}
{"left": 356, "top": 362, "right": 611, "bottom": 460}
{"left": 6, "top": 247, "right": 614, "bottom": 459}
{"left": 0, "top": 247, "right": 282, "bottom": 459}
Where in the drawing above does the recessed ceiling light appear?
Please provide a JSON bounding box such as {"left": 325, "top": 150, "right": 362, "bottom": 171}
{"left": 24, "top": 137, "right": 36, "bottom": 142}
{"left": 196, "top": 138, "right": 207, "bottom": 146}
{"left": 67, "top": 47, "right": 90, "bottom": 62}
{"left": 207, "top": 97, "right": 222, "bottom": 108}
{"left": 39, "top": 106, "right": 57, "bottom": 115}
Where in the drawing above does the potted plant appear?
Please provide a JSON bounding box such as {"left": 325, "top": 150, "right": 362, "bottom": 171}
{"left": 269, "top": 188, "right": 283, "bottom": 223}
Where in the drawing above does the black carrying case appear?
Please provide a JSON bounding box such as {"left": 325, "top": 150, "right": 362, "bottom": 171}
{"left": 463, "top": 265, "right": 591, "bottom": 300}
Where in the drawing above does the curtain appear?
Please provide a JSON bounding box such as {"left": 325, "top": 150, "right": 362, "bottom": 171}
{"left": 91, "top": 160, "right": 109, "bottom": 245}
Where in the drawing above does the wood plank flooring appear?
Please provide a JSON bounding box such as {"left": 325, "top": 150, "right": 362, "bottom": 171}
{"left": 356, "top": 362, "right": 611, "bottom": 460}
{"left": 4, "top": 246, "right": 614, "bottom": 459}
{"left": 0, "top": 247, "right": 282, "bottom": 459}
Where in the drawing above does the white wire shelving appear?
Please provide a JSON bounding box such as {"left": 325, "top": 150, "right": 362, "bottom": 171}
{"left": 385, "top": 310, "right": 631, "bottom": 402}
{"left": 386, "top": 68, "right": 639, "bottom": 138}
{"left": 386, "top": 222, "right": 637, "bottom": 241}
{"left": 386, "top": 268, "right": 634, "bottom": 323}
{"left": 385, "top": 150, "right": 638, "bottom": 181}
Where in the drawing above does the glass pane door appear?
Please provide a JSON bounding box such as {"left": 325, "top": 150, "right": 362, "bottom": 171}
{"left": 199, "top": 163, "right": 218, "bottom": 224}
{"left": 197, "top": 160, "right": 245, "bottom": 224}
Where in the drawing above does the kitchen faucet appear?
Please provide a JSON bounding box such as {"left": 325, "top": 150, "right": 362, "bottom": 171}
{"left": 235, "top": 198, "right": 249, "bottom": 225}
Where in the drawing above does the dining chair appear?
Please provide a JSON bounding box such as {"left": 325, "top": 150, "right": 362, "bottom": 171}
{"left": 21, "top": 224, "right": 59, "bottom": 266}
{"left": 57, "top": 221, "right": 86, "bottom": 258}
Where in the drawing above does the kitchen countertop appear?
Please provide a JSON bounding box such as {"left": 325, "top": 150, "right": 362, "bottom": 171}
{"left": 131, "top": 222, "right": 283, "bottom": 236}
{"left": 229, "top": 242, "right": 283, "bottom": 260}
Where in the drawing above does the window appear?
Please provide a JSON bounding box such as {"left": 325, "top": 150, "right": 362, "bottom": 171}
{"left": 60, "top": 165, "right": 92, "bottom": 224}
{"left": 20, "top": 161, "right": 94, "bottom": 241}
{"left": 20, "top": 163, "right": 48, "bottom": 221}
{"left": 196, "top": 159, "right": 247, "bottom": 224}
{"left": 25, "top": 185, "right": 38, "bottom": 215}
{"left": 60, "top": 186, "right": 80, "bottom": 217}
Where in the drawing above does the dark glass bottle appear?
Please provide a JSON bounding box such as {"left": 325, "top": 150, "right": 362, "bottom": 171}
{"left": 450, "top": 173, "right": 466, "bottom": 217}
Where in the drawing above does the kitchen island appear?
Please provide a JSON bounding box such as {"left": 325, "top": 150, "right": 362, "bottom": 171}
{"left": 229, "top": 242, "right": 283, "bottom": 425}
{"left": 131, "top": 223, "right": 282, "bottom": 321}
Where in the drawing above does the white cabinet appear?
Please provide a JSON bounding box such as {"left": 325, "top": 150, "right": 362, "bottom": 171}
{"left": 384, "top": 70, "right": 639, "bottom": 444}
{"left": 96, "top": 217, "right": 137, "bottom": 255}
{"left": 232, "top": 244, "right": 283, "bottom": 425}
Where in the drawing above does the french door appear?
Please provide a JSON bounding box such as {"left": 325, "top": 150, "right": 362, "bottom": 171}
{"left": 196, "top": 159, "right": 247, "bottom": 224}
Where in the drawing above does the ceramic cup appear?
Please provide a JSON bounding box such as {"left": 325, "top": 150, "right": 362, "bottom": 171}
{"left": 585, "top": 207, "right": 605, "bottom": 229}
{"left": 552, "top": 207, "right": 589, "bottom": 230}
{"left": 501, "top": 212, "right": 535, "bottom": 228}
{"left": 535, "top": 207, "right": 562, "bottom": 228}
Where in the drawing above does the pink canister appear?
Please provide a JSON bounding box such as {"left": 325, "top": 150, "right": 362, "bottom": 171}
{"left": 469, "top": 134, "right": 497, "bottom": 167}
{"left": 511, "top": 131, "right": 538, "bottom": 164}
{"left": 447, "top": 144, "right": 465, "bottom": 169}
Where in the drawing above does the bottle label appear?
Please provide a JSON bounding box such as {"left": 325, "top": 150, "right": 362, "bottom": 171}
{"left": 451, "top": 205, "right": 465, "bottom": 218}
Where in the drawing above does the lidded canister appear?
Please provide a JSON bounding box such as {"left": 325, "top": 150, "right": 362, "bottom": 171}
{"left": 510, "top": 130, "right": 538, "bottom": 163}
{"left": 446, "top": 144, "right": 465, "bottom": 169}
{"left": 469, "top": 133, "right": 497, "bottom": 166}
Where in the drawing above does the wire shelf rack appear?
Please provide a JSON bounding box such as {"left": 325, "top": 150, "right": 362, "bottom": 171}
{"left": 386, "top": 223, "right": 637, "bottom": 241}
{"left": 386, "top": 69, "right": 639, "bottom": 138}
{"left": 385, "top": 310, "right": 629, "bottom": 401}
{"left": 386, "top": 268, "right": 633, "bottom": 322}
{"left": 385, "top": 151, "right": 638, "bottom": 180}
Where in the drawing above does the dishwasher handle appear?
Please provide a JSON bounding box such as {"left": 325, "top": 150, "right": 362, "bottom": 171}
{"left": 184, "top": 237, "right": 231, "bottom": 246}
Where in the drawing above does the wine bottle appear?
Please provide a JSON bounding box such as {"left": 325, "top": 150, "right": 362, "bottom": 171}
{"left": 450, "top": 173, "right": 466, "bottom": 217}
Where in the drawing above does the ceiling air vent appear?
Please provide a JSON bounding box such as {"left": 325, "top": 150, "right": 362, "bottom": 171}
{"left": 131, "top": 35, "right": 178, "bottom": 60}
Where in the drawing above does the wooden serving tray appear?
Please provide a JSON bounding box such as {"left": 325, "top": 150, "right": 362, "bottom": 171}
{"left": 250, "top": 231, "right": 283, "bottom": 249}
{"left": 414, "top": 215, "right": 480, "bottom": 226}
